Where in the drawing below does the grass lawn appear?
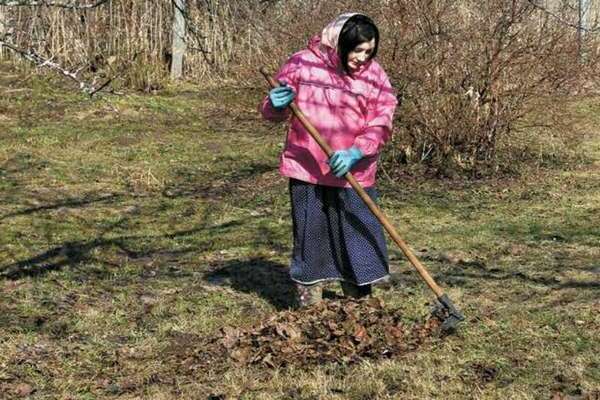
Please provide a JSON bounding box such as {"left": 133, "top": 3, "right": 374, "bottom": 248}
{"left": 0, "top": 63, "right": 598, "bottom": 399}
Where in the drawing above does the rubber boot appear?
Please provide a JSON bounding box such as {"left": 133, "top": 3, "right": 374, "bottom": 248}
{"left": 295, "top": 283, "right": 323, "bottom": 308}
{"left": 340, "top": 281, "right": 372, "bottom": 299}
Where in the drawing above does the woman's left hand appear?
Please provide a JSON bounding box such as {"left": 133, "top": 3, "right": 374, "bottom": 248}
{"left": 328, "top": 147, "right": 363, "bottom": 177}
{"left": 269, "top": 84, "right": 295, "bottom": 110}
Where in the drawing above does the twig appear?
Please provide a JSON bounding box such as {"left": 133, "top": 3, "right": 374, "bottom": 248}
{"left": 527, "top": 0, "right": 600, "bottom": 33}
{"left": 88, "top": 77, "right": 112, "bottom": 96}
{"left": 0, "top": 38, "right": 107, "bottom": 95}
{"left": 0, "top": 0, "right": 109, "bottom": 9}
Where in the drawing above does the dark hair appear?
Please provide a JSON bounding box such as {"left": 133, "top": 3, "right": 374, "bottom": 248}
{"left": 338, "top": 14, "right": 379, "bottom": 75}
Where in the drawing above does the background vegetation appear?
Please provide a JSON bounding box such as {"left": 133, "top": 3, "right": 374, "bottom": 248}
{"left": 2, "top": 0, "right": 600, "bottom": 174}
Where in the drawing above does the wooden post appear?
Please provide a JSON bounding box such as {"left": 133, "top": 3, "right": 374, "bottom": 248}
{"left": 577, "top": 0, "right": 594, "bottom": 61}
{"left": 171, "top": 0, "right": 186, "bottom": 79}
{"left": 578, "top": 0, "right": 584, "bottom": 60}
{"left": 582, "top": 0, "right": 593, "bottom": 31}
{"left": 0, "top": 7, "right": 5, "bottom": 58}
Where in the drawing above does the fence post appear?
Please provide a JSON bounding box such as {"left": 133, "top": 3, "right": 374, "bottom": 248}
{"left": 582, "top": 0, "right": 593, "bottom": 30}
{"left": 171, "top": 0, "right": 187, "bottom": 79}
{"left": 578, "top": 0, "right": 593, "bottom": 61}
{"left": 0, "top": 7, "right": 5, "bottom": 58}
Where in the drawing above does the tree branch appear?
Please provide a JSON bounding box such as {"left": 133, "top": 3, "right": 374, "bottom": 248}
{"left": 527, "top": 0, "right": 600, "bottom": 33}
{"left": 0, "top": 38, "right": 99, "bottom": 94}
{"left": 0, "top": 0, "right": 109, "bottom": 9}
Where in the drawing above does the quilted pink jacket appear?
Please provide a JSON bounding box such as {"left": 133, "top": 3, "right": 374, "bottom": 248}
{"left": 260, "top": 13, "right": 398, "bottom": 188}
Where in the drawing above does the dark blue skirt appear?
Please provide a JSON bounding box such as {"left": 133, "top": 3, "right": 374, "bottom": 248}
{"left": 289, "top": 178, "right": 389, "bottom": 286}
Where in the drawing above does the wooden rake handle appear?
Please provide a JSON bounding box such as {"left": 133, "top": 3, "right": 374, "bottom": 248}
{"left": 259, "top": 67, "right": 445, "bottom": 298}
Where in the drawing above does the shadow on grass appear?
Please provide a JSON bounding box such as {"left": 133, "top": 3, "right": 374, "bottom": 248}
{"left": 434, "top": 262, "right": 600, "bottom": 290}
{"left": 387, "top": 256, "right": 599, "bottom": 299}
{"left": 204, "top": 257, "right": 297, "bottom": 310}
{"left": 162, "top": 161, "right": 276, "bottom": 201}
{"left": 0, "top": 193, "right": 122, "bottom": 220}
{"left": 0, "top": 220, "right": 243, "bottom": 281}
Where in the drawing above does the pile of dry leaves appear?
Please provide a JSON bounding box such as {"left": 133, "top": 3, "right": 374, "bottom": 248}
{"left": 188, "top": 297, "right": 442, "bottom": 369}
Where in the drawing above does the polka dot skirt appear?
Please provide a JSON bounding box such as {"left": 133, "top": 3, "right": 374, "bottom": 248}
{"left": 289, "top": 178, "right": 390, "bottom": 286}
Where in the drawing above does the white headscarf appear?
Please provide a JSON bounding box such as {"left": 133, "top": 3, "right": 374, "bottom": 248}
{"left": 320, "top": 12, "right": 359, "bottom": 50}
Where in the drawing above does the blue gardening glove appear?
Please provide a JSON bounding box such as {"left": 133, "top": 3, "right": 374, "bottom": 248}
{"left": 268, "top": 83, "right": 295, "bottom": 110}
{"left": 328, "top": 147, "right": 363, "bottom": 177}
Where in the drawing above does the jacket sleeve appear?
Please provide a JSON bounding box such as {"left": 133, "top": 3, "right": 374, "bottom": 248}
{"left": 259, "top": 53, "right": 302, "bottom": 122}
{"left": 353, "top": 71, "right": 398, "bottom": 156}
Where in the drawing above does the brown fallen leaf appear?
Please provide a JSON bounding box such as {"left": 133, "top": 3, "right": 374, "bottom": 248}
{"left": 221, "top": 326, "right": 239, "bottom": 349}
{"left": 367, "top": 297, "right": 384, "bottom": 309}
{"left": 261, "top": 353, "right": 276, "bottom": 368}
{"left": 353, "top": 324, "right": 369, "bottom": 342}
{"left": 275, "top": 323, "right": 302, "bottom": 340}
{"left": 182, "top": 298, "right": 443, "bottom": 369}
{"left": 14, "top": 383, "right": 34, "bottom": 397}
{"left": 230, "top": 347, "right": 251, "bottom": 364}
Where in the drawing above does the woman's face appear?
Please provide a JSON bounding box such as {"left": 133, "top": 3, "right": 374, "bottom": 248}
{"left": 347, "top": 39, "right": 376, "bottom": 71}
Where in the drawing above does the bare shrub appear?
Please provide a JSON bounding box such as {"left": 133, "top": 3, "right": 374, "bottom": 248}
{"left": 374, "top": 0, "right": 599, "bottom": 177}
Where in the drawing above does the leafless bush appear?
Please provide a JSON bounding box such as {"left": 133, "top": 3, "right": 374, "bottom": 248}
{"left": 375, "top": 0, "right": 600, "bottom": 176}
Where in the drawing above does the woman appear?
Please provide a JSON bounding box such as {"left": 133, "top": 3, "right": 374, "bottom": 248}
{"left": 260, "top": 13, "right": 398, "bottom": 307}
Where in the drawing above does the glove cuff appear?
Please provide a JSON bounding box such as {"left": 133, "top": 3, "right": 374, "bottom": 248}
{"left": 349, "top": 146, "right": 363, "bottom": 160}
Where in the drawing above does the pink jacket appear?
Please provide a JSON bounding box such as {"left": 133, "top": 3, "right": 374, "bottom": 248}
{"left": 260, "top": 13, "right": 398, "bottom": 188}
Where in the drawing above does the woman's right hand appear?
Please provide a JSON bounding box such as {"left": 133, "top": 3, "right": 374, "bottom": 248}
{"left": 269, "top": 84, "right": 295, "bottom": 110}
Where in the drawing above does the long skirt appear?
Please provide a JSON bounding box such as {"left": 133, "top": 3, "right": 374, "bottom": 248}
{"left": 289, "top": 178, "right": 389, "bottom": 286}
